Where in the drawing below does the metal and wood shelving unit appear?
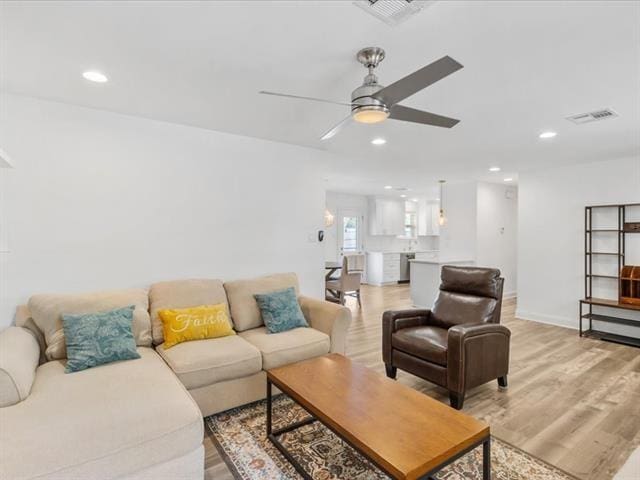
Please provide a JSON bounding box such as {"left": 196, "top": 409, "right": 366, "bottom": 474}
{"left": 580, "top": 203, "right": 640, "bottom": 348}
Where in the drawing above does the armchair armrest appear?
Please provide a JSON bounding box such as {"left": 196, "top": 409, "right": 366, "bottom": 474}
{"left": 0, "top": 327, "right": 40, "bottom": 407}
{"left": 447, "top": 323, "right": 511, "bottom": 394}
{"left": 382, "top": 309, "right": 431, "bottom": 364}
{"left": 299, "top": 295, "right": 351, "bottom": 354}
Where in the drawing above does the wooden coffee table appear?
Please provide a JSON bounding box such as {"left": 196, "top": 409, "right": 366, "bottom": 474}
{"left": 266, "top": 354, "right": 490, "bottom": 480}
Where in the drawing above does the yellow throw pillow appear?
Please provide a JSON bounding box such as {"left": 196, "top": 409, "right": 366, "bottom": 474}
{"left": 158, "top": 304, "right": 235, "bottom": 349}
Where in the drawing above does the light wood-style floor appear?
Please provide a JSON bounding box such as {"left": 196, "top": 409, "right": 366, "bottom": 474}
{"left": 205, "top": 284, "right": 640, "bottom": 480}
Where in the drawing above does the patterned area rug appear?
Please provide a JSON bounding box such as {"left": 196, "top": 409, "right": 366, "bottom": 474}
{"left": 206, "top": 395, "right": 578, "bottom": 480}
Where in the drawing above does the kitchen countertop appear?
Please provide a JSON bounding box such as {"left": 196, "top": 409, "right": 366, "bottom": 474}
{"left": 409, "top": 258, "right": 474, "bottom": 265}
{"left": 366, "top": 250, "right": 439, "bottom": 254}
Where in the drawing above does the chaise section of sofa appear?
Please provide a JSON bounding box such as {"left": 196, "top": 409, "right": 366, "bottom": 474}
{"left": 1, "top": 347, "right": 203, "bottom": 480}
{"left": 1, "top": 291, "right": 204, "bottom": 480}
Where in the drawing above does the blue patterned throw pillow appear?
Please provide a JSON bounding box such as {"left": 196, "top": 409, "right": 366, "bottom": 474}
{"left": 62, "top": 305, "right": 141, "bottom": 373}
{"left": 254, "top": 287, "right": 308, "bottom": 334}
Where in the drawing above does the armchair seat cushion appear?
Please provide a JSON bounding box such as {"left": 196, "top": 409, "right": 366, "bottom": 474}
{"left": 392, "top": 326, "right": 448, "bottom": 366}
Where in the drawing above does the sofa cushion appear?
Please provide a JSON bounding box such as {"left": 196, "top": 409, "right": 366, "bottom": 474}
{"left": 392, "top": 326, "right": 448, "bottom": 366}
{"left": 0, "top": 348, "right": 202, "bottom": 480}
{"left": 224, "top": 273, "right": 299, "bottom": 332}
{"left": 156, "top": 335, "right": 262, "bottom": 390}
{"left": 149, "top": 279, "right": 228, "bottom": 345}
{"left": 28, "top": 289, "right": 152, "bottom": 360}
{"left": 239, "top": 326, "right": 330, "bottom": 370}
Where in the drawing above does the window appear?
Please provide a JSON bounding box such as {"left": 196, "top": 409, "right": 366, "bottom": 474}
{"left": 404, "top": 212, "right": 417, "bottom": 238}
{"left": 342, "top": 216, "right": 359, "bottom": 253}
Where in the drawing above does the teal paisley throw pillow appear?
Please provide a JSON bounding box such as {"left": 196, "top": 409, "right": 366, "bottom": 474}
{"left": 62, "top": 305, "right": 141, "bottom": 373}
{"left": 254, "top": 287, "right": 308, "bottom": 334}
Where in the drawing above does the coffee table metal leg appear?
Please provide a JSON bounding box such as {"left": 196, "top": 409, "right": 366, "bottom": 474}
{"left": 266, "top": 379, "right": 272, "bottom": 436}
{"left": 483, "top": 437, "right": 491, "bottom": 480}
{"left": 420, "top": 435, "right": 490, "bottom": 480}
{"left": 265, "top": 381, "right": 316, "bottom": 480}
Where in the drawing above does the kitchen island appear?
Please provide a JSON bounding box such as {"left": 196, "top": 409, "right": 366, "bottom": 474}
{"left": 409, "top": 258, "right": 475, "bottom": 308}
{"left": 365, "top": 250, "right": 439, "bottom": 286}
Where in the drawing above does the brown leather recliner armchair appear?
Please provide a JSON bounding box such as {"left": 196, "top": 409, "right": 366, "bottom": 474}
{"left": 383, "top": 266, "right": 510, "bottom": 410}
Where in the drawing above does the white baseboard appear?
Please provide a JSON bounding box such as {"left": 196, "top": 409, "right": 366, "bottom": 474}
{"left": 514, "top": 309, "right": 577, "bottom": 330}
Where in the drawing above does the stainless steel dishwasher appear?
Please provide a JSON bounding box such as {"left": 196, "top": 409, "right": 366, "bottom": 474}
{"left": 399, "top": 253, "right": 415, "bottom": 283}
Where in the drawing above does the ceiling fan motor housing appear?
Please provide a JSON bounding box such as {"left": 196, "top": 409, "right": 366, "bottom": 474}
{"left": 350, "top": 83, "right": 388, "bottom": 117}
{"left": 351, "top": 47, "right": 389, "bottom": 121}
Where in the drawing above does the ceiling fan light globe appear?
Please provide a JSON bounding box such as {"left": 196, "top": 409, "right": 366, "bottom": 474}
{"left": 352, "top": 106, "right": 389, "bottom": 124}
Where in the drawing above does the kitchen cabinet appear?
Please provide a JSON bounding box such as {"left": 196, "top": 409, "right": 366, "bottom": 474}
{"left": 417, "top": 199, "right": 440, "bottom": 236}
{"left": 368, "top": 197, "right": 405, "bottom": 236}
{"left": 366, "top": 252, "right": 400, "bottom": 286}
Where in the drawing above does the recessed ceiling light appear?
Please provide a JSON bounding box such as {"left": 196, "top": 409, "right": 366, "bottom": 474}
{"left": 411, "top": 198, "right": 419, "bottom": 202}
{"left": 384, "top": 185, "right": 393, "bottom": 190}
{"left": 539, "top": 131, "right": 557, "bottom": 139}
{"left": 82, "top": 71, "right": 108, "bottom": 83}
{"left": 504, "top": 178, "right": 513, "bottom": 182}
{"left": 400, "top": 194, "right": 407, "bottom": 198}
{"left": 371, "top": 138, "right": 386, "bottom": 145}
{"left": 489, "top": 166, "right": 501, "bottom": 172}
{"left": 435, "top": 198, "right": 440, "bottom": 201}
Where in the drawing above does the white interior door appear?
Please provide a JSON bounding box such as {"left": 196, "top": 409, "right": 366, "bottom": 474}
{"left": 337, "top": 209, "right": 364, "bottom": 259}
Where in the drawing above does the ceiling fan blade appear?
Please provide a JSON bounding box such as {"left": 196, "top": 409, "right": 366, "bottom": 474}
{"left": 259, "top": 90, "right": 356, "bottom": 107}
{"left": 373, "top": 56, "right": 463, "bottom": 106}
{"left": 389, "top": 105, "right": 460, "bottom": 128}
{"left": 320, "top": 115, "right": 352, "bottom": 140}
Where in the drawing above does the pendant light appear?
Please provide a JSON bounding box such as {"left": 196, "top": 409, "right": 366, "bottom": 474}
{"left": 438, "top": 180, "right": 447, "bottom": 226}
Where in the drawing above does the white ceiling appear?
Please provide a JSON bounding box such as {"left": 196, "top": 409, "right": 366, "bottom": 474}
{"left": 1, "top": 0, "right": 639, "bottom": 196}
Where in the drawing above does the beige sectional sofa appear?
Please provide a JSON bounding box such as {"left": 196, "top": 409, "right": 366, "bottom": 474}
{"left": 0, "top": 273, "right": 351, "bottom": 480}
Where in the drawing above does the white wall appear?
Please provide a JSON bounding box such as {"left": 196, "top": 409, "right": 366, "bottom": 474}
{"left": 0, "top": 94, "right": 331, "bottom": 327}
{"left": 324, "top": 191, "right": 438, "bottom": 262}
{"left": 438, "top": 181, "right": 478, "bottom": 261}
{"left": 517, "top": 156, "right": 640, "bottom": 332}
{"left": 436, "top": 181, "right": 518, "bottom": 296}
{"left": 476, "top": 182, "right": 518, "bottom": 297}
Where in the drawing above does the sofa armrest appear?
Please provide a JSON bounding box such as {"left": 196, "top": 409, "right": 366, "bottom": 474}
{"left": 447, "top": 323, "right": 511, "bottom": 393}
{"left": 0, "top": 327, "right": 40, "bottom": 407}
{"left": 299, "top": 296, "right": 351, "bottom": 354}
{"left": 15, "top": 305, "right": 47, "bottom": 365}
{"left": 382, "top": 309, "right": 431, "bottom": 364}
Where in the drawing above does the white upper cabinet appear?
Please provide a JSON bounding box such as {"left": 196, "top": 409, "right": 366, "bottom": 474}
{"left": 417, "top": 199, "right": 440, "bottom": 236}
{"left": 368, "top": 197, "right": 405, "bottom": 236}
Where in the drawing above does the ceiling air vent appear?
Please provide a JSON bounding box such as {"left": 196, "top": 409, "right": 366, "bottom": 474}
{"left": 353, "top": 0, "right": 437, "bottom": 26}
{"left": 566, "top": 108, "right": 618, "bottom": 125}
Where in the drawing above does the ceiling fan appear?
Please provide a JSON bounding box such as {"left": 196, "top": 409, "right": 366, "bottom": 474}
{"left": 259, "top": 47, "right": 463, "bottom": 140}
